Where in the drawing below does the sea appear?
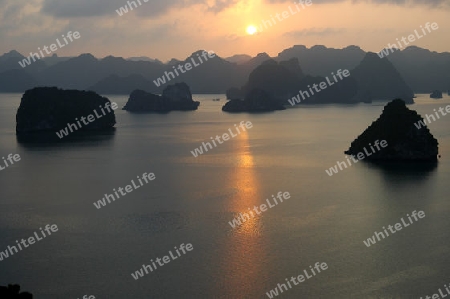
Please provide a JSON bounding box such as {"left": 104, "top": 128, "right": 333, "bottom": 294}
{"left": 1, "top": 93, "right": 450, "bottom": 298}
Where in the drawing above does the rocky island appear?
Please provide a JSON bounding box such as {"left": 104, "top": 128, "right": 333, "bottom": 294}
{"left": 16, "top": 87, "right": 116, "bottom": 134}
{"left": 0, "top": 284, "right": 33, "bottom": 298}
{"left": 222, "top": 88, "right": 286, "bottom": 112}
{"left": 430, "top": 90, "right": 443, "bottom": 99}
{"left": 345, "top": 99, "right": 438, "bottom": 161}
{"left": 123, "top": 82, "right": 199, "bottom": 112}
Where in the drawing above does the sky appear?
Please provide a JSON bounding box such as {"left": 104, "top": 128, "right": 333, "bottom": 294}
{"left": 1, "top": 0, "right": 449, "bottom": 61}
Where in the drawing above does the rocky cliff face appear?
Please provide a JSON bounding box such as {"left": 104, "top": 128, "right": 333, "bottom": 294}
{"left": 0, "top": 69, "right": 37, "bottom": 92}
{"left": 162, "top": 83, "right": 199, "bottom": 110}
{"left": 294, "top": 74, "right": 359, "bottom": 105}
{"left": 123, "top": 82, "right": 199, "bottom": 112}
{"left": 345, "top": 99, "right": 438, "bottom": 161}
{"left": 242, "top": 59, "right": 302, "bottom": 101}
{"left": 123, "top": 89, "right": 172, "bottom": 112}
{"left": 430, "top": 90, "right": 443, "bottom": 99}
{"left": 222, "top": 88, "right": 286, "bottom": 112}
{"left": 235, "top": 58, "right": 359, "bottom": 105}
{"left": 351, "top": 52, "right": 415, "bottom": 103}
{"left": 277, "top": 45, "right": 366, "bottom": 76}
{"left": 225, "top": 87, "right": 244, "bottom": 100}
{"left": 279, "top": 58, "right": 305, "bottom": 81}
{"left": 16, "top": 87, "right": 116, "bottom": 134}
{"left": 0, "top": 284, "right": 33, "bottom": 298}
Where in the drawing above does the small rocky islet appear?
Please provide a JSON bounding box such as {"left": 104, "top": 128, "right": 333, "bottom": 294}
{"left": 0, "top": 284, "right": 33, "bottom": 298}
{"left": 222, "top": 88, "right": 286, "bottom": 112}
{"left": 123, "top": 82, "right": 199, "bottom": 112}
{"left": 14, "top": 86, "right": 439, "bottom": 164}
{"left": 430, "top": 90, "right": 443, "bottom": 99}
{"left": 345, "top": 99, "right": 438, "bottom": 162}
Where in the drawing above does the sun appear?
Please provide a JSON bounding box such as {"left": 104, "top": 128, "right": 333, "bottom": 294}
{"left": 246, "top": 25, "right": 257, "bottom": 35}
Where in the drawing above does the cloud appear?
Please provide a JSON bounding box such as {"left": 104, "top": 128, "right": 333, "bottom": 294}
{"left": 266, "top": 0, "right": 449, "bottom": 8}
{"left": 40, "top": 0, "right": 240, "bottom": 18}
{"left": 0, "top": 0, "right": 63, "bottom": 37}
{"left": 284, "top": 28, "right": 346, "bottom": 37}
{"left": 122, "top": 0, "right": 195, "bottom": 18}
{"left": 207, "top": 0, "right": 240, "bottom": 13}
{"left": 41, "top": 0, "right": 124, "bottom": 18}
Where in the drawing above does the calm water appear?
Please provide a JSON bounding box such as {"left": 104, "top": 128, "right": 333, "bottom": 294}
{"left": 1, "top": 93, "right": 450, "bottom": 298}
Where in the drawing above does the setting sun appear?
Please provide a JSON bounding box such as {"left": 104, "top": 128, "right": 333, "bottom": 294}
{"left": 246, "top": 25, "right": 257, "bottom": 35}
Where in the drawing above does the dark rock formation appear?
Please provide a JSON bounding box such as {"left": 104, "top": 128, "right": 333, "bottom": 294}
{"left": 16, "top": 87, "right": 116, "bottom": 134}
{"left": 345, "top": 99, "right": 438, "bottom": 161}
{"left": 222, "top": 99, "right": 246, "bottom": 112}
{"left": 387, "top": 46, "right": 450, "bottom": 94}
{"left": 226, "top": 58, "right": 305, "bottom": 103}
{"left": 2, "top": 46, "right": 449, "bottom": 94}
{"left": 162, "top": 83, "right": 198, "bottom": 110}
{"left": 277, "top": 45, "right": 366, "bottom": 77}
{"left": 222, "top": 88, "right": 286, "bottom": 112}
{"left": 123, "top": 82, "right": 199, "bottom": 112}
{"left": 430, "top": 90, "right": 443, "bottom": 99}
{"left": 279, "top": 58, "right": 305, "bottom": 81}
{"left": 292, "top": 74, "right": 359, "bottom": 105}
{"left": 242, "top": 59, "right": 301, "bottom": 101}
{"left": 0, "top": 69, "right": 37, "bottom": 93}
{"left": 225, "top": 54, "right": 252, "bottom": 64}
{"left": 226, "top": 87, "right": 244, "bottom": 100}
{"left": 0, "top": 284, "right": 33, "bottom": 298}
{"left": 0, "top": 50, "right": 46, "bottom": 73}
{"left": 237, "top": 58, "right": 359, "bottom": 105}
{"left": 123, "top": 90, "right": 171, "bottom": 112}
{"left": 351, "top": 52, "right": 414, "bottom": 103}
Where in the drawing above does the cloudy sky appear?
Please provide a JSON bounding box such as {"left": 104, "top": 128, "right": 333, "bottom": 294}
{"left": 1, "top": 0, "right": 449, "bottom": 61}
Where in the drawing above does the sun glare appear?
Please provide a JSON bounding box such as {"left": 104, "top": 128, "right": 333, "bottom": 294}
{"left": 246, "top": 25, "right": 257, "bottom": 35}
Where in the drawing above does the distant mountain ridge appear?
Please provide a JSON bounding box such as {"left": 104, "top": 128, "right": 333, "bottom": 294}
{"left": 225, "top": 54, "right": 252, "bottom": 64}
{"left": 1, "top": 45, "right": 449, "bottom": 96}
{"left": 227, "top": 51, "right": 415, "bottom": 105}
{"left": 387, "top": 46, "right": 450, "bottom": 93}
{"left": 351, "top": 52, "right": 414, "bottom": 103}
{"left": 277, "top": 45, "right": 366, "bottom": 76}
